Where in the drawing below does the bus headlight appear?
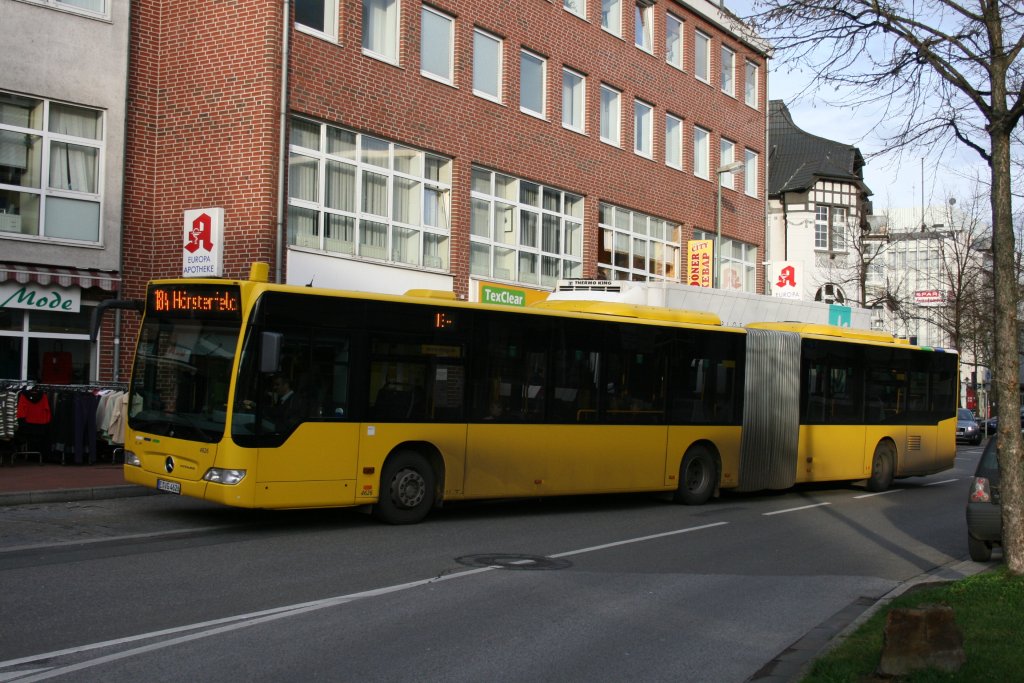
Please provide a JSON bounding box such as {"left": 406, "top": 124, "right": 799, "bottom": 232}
{"left": 202, "top": 468, "right": 247, "bottom": 485}
{"left": 124, "top": 450, "right": 141, "bottom": 467}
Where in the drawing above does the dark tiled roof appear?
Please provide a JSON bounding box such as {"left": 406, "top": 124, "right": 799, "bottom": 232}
{"left": 768, "top": 100, "right": 870, "bottom": 197}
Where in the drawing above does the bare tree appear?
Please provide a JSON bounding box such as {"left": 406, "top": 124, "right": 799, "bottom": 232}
{"left": 740, "top": 0, "right": 1024, "bottom": 572}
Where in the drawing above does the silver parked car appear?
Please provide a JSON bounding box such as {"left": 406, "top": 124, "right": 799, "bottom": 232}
{"left": 956, "top": 407, "right": 982, "bottom": 445}
{"left": 966, "top": 437, "right": 1002, "bottom": 561}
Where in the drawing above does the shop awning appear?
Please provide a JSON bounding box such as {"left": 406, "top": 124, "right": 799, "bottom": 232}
{"left": 0, "top": 262, "right": 121, "bottom": 292}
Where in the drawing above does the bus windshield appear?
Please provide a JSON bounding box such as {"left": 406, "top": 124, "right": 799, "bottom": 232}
{"left": 128, "top": 284, "right": 243, "bottom": 443}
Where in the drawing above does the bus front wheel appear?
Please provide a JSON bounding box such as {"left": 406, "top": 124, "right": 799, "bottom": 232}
{"left": 867, "top": 442, "right": 895, "bottom": 492}
{"left": 374, "top": 451, "right": 436, "bottom": 524}
{"left": 673, "top": 446, "right": 717, "bottom": 505}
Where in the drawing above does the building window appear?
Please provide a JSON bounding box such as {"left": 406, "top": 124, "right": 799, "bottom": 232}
{"left": 601, "top": 0, "right": 621, "bottom": 35}
{"left": 520, "top": 50, "right": 546, "bottom": 118}
{"left": 694, "top": 31, "right": 710, "bottom": 83}
{"left": 745, "top": 60, "right": 759, "bottom": 108}
{"left": 470, "top": 166, "right": 583, "bottom": 287}
{"left": 562, "top": 68, "right": 585, "bottom": 133}
{"left": 600, "top": 84, "right": 621, "bottom": 146}
{"left": 295, "top": 0, "right": 338, "bottom": 38}
{"left": 695, "top": 229, "right": 758, "bottom": 292}
{"left": 362, "top": 0, "right": 399, "bottom": 63}
{"left": 287, "top": 117, "right": 452, "bottom": 270}
{"left": 693, "top": 125, "right": 709, "bottom": 179}
{"left": 421, "top": 6, "right": 453, "bottom": 83}
{"left": 815, "top": 205, "right": 848, "bottom": 252}
{"left": 665, "top": 114, "right": 683, "bottom": 170}
{"left": 721, "top": 46, "right": 735, "bottom": 96}
{"left": 634, "top": 1, "right": 653, "bottom": 53}
{"left": 20, "top": 0, "right": 107, "bottom": 18}
{"left": 666, "top": 14, "right": 684, "bottom": 70}
{"left": 0, "top": 306, "right": 97, "bottom": 382}
{"left": 634, "top": 100, "right": 653, "bottom": 158}
{"left": 564, "top": 0, "right": 585, "bottom": 19}
{"left": 0, "top": 92, "right": 103, "bottom": 243}
{"left": 744, "top": 149, "right": 758, "bottom": 197}
{"left": 598, "top": 203, "right": 680, "bottom": 282}
{"left": 473, "top": 29, "right": 502, "bottom": 102}
{"left": 720, "top": 138, "right": 736, "bottom": 189}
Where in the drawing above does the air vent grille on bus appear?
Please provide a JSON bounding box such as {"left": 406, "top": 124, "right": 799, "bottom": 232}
{"left": 907, "top": 435, "right": 922, "bottom": 451}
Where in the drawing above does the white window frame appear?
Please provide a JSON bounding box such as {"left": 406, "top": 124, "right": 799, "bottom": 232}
{"left": 562, "top": 68, "right": 586, "bottom": 133}
{"left": 666, "top": 14, "right": 684, "bottom": 70}
{"left": 362, "top": 0, "right": 400, "bottom": 65}
{"left": 598, "top": 203, "right": 681, "bottom": 282}
{"left": 634, "top": 1, "right": 654, "bottom": 53}
{"left": 721, "top": 46, "right": 736, "bottom": 96}
{"left": 695, "top": 229, "right": 758, "bottom": 292}
{"left": 720, "top": 138, "right": 736, "bottom": 189}
{"left": 633, "top": 100, "right": 653, "bottom": 158}
{"left": 745, "top": 60, "right": 759, "bottom": 108}
{"left": 469, "top": 166, "right": 584, "bottom": 287}
{"left": 519, "top": 50, "right": 547, "bottom": 119}
{"left": 286, "top": 117, "right": 452, "bottom": 270}
{"left": 665, "top": 114, "right": 683, "bottom": 170}
{"left": 599, "top": 84, "right": 621, "bottom": 147}
{"left": 601, "top": 0, "right": 621, "bottom": 37}
{"left": 694, "top": 30, "right": 711, "bottom": 84}
{"left": 564, "top": 0, "right": 586, "bottom": 19}
{"left": 693, "top": 125, "right": 709, "bottom": 179}
{"left": 0, "top": 305, "right": 99, "bottom": 382}
{"left": 744, "top": 149, "right": 758, "bottom": 197}
{"left": 420, "top": 6, "right": 454, "bottom": 84}
{"left": 19, "top": 0, "right": 109, "bottom": 19}
{"left": 0, "top": 92, "right": 105, "bottom": 244}
{"left": 815, "top": 205, "right": 849, "bottom": 252}
{"left": 472, "top": 28, "right": 503, "bottom": 102}
{"left": 295, "top": 0, "right": 338, "bottom": 40}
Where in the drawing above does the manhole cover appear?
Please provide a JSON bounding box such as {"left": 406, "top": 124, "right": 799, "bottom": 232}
{"left": 455, "top": 553, "right": 572, "bottom": 571}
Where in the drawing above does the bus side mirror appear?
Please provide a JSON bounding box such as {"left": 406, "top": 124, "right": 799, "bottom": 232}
{"left": 260, "top": 332, "right": 283, "bottom": 373}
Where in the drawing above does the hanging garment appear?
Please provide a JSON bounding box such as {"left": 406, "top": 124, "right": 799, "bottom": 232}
{"left": 16, "top": 390, "right": 52, "bottom": 425}
{"left": 41, "top": 352, "right": 73, "bottom": 384}
{"left": 72, "top": 392, "right": 100, "bottom": 465}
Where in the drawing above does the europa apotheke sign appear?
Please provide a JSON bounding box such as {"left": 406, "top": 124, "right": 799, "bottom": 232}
{"left": 182, "top": 208, "right": 224, "bottom": 278}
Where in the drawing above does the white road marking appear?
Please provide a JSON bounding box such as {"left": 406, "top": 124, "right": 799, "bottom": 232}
{"left": 0, "top": 526, "right": 238, "bottom": 555}
{"left": 0, "top": 522, "right": 728, "bottom": 680}
{"left": 762, "top": 502, "right": 831, "bottom": 516}
{"left": 853, "top": 489, "right": 902, "bottom": 499}
{"left": 924, "top": 479, "right": 959, "bottom": 486}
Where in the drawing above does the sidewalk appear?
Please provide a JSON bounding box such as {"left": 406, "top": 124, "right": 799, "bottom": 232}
{"left": 0, "top": 460, "right": 149, "bottom": 506}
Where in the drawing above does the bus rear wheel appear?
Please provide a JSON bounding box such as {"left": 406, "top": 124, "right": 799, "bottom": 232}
{"left": 373, "top": 451, "right": 436, "bottom": 525}
{"left": 867, "top": 442, "right": 895, "bottom": 492}
{"left": 673, "top": 446, "right": 717, "bottom": 505}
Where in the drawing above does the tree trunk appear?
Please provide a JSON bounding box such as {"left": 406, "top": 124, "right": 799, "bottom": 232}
{"left": 990, "top": 125, "right": 1023, "bottom": 575}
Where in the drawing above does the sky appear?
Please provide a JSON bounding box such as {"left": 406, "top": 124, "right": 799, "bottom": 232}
{"left": 723, "top": 1, "right": 990, "bottom": 213}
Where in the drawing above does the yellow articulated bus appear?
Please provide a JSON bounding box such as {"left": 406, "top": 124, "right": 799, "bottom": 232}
{"left": 123, "top": 263, "right": 958, "bottom": 523}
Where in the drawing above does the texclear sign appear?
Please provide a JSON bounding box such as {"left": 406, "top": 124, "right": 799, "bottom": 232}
{"left": 482, "top": 285, "right": 527, "bottom": 307}
{"left": 182, "top": 208, "right": 224, "bottom": 278}
{"left": 0, "top": 282, "right": 81, "bottom": 313}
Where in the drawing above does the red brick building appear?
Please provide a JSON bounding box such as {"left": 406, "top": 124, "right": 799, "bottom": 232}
{"left": 124, "top": 0, "right": 768, "bottom": 371}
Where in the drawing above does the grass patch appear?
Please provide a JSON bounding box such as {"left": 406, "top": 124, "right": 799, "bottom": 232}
{"left": 802, "top": 567, "right": 1024, "bottom": 682}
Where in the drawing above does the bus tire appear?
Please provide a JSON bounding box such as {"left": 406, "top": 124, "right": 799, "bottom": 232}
{"left": 373, "top": 450, "right": 436, "bottom": 525}
{"left": 673, "top": 446, "right": 717, "bottom": 505}
{"left": 867, "top": 442, "right": 895, "bottom": 492}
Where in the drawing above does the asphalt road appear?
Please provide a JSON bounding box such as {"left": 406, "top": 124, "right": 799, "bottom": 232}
{"left": 0, "top": 444, "right": 988, "bottom": 682}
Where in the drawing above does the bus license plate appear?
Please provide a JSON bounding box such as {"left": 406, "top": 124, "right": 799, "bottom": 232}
{"left": 156, "top": 479, "right": 181, "bottom": 495}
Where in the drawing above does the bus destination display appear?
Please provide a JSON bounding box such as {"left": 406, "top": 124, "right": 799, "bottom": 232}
{"left": 148, "top": 284, "right": 242, "bottom": 319}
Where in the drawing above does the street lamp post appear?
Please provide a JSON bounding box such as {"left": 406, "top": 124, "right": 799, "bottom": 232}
{"left": 715, "top": 160, "right": 745, "bottom": 288}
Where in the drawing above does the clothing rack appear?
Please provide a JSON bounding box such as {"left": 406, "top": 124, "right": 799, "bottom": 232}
{"left": 0, "top": 381, "right": 130, "bottom": 465}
